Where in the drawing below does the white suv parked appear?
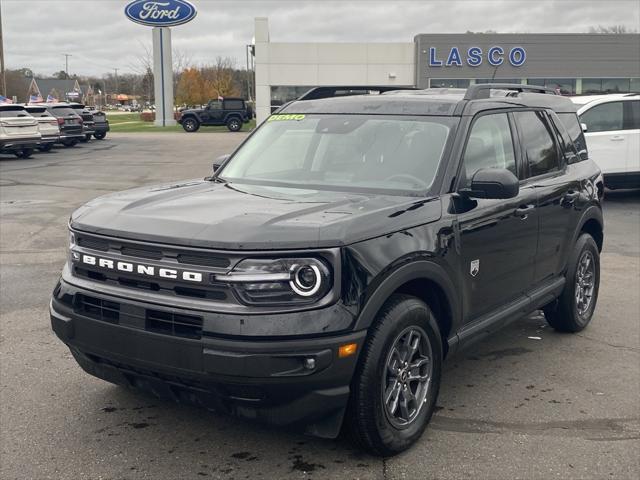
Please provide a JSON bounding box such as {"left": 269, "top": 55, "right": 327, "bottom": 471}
{"left": 571, "top": 94, "right": 640, "bottom": 189}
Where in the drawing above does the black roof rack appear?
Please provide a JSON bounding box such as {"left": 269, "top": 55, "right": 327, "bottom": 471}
{"left": 464, "top": 83, "right": 558, "bottom": 100}
{"left": 297, "top": 85, "right": 417, "bottom": 101}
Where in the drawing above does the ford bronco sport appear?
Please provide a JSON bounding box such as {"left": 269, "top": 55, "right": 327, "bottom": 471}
{"left": 51, "top": 84, "right": 604, "bottom": 456}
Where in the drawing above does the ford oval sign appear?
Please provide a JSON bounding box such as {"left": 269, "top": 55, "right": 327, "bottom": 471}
{"left": 125, "top": 0, "right": 197, "bottom": 27}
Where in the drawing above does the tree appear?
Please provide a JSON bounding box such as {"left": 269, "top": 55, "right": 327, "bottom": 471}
{"left": 176, "top": 68, "right": 206, "bottom": 106}
{"left": 201, "top": 56, "right": 240, "bottom": 99}
{"left": 53, "top": 70, "right": 69, "bottom": 79}
{"left": 588, "top": 25, "right": 638, "bottom": 34}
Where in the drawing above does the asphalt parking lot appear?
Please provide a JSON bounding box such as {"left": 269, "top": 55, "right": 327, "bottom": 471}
{"left": 1, "top": 133, "right": 639, "bottom": 480}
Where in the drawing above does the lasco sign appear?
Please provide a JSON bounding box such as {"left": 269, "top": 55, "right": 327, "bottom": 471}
{"left": 125, "top": 0, "right": 197, "bottom": 27}
{"left": 428, "top": 46, "right": 526, "bottom": 67}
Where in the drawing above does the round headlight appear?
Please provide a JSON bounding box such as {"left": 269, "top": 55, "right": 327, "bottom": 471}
{"left": 290, "top": 264, "right": 322, "bottom": 297}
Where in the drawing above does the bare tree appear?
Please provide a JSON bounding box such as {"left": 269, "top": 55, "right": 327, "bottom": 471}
{"left": 588, "top": 25, "right": 638, "bottom": 34}
{"left": 201, "top": 56, "right": 240, "bottom": 99}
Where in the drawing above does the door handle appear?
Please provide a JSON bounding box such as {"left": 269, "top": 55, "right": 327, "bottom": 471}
{"left": 562, "top": 190, "right": 580, "bottom": 207}
{"left": 514, "top": 204, "right": 535, "bottom": 219}
{"left": 610, "top": 136, "right": 625, "bottom": 141}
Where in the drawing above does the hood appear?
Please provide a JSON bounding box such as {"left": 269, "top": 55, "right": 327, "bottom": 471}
{"left": 182, "top": 108, "right": 204, "bottom": 115}
{"left": 71, "top": 180, "right": 442, "bottom": 250}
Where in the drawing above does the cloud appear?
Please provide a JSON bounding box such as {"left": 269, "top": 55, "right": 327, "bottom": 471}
{"left": 2, "top": 0, "right": 639, "bottom": 76}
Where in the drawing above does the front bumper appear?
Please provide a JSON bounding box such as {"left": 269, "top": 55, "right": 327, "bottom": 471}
{"left": 50, "top": 279, "right": 365, "bottom": 437}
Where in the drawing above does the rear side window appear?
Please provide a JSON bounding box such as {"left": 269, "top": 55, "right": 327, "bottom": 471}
{"left": 514, "top": 111, "right": 560, "bottom": 178}
{"left": 461, "top": 113, "right": 516, "bottom": 186}
{"left": 580, "top": 101, "right": 624, "bottom": 132}
{"left": 223, "top": 99, "right": 244, "bottom": 110}
{"left": 558, "top": 113, "right": 588, "bottom": 161}
{"left": 626, "top": 100, "right": 640, "bottom": 129}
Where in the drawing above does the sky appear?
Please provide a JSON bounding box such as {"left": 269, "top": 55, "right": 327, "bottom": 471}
{"left": 2, "top": 0, "right": 639, "bottom": 77}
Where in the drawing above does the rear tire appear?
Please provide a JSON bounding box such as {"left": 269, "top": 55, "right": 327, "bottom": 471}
{"left": 93, "top": 131, "right": 106, "bottom": 140}
{"left": 345, "top": 294, "right": 442, "bottom": 456}
{"left": 182, "top": 117, "right": 200, "bottom": 132}
{"left": 543, "top": 233, "right": 600, "bottom": 332}
{"left": 226, "top": 117, "right": 242, "bottom": 132}
{"left": 15, "top": 148, "right": 34, "bottom": 159}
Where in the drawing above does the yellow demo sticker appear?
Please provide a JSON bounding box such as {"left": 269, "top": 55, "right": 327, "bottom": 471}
{"left": 267, "top": 114, "right": 306, "bottom": 122}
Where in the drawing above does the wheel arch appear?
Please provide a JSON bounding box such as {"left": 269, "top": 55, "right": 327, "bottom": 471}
{"left": 575, "top": 205, "right": 604, "bottom": 252}
{"left": 353, "top": 260, "right": 460, "bottom": 357}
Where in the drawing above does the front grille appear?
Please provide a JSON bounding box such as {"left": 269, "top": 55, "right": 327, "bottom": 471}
{"left": 72, "top": 293, "right": 203, "bottom": 339}
{"left": 73, "top": 266, "right": 228, "bottom": 301}
{"left": 75, "top": 233, "right": 232, "bottom": 269}
{"left": 77, "top": 236, "right": 109, "bottom": 251}
{"left": 72, "top": 232, "right": 239, "bottom": 304}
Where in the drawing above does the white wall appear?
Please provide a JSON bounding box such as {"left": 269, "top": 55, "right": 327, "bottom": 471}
{"left": 254, "top": 18, "right": 415, "bottom": 124}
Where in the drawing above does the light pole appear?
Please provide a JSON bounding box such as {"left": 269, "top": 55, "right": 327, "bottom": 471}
{"left": 63, "top": 53, "right": 72, "bottom": 77}
{"left": 0, "top": 2, "right": 6, "bottom": 96}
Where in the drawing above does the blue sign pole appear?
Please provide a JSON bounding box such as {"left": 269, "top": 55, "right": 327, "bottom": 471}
{"left": 125, "top": 0, "right": 197, "bottom": 127}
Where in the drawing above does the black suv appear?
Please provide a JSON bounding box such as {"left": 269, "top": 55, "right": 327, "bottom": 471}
{"left": 44, "top": 103, "right": 84, "bottom": 147}
{"left": 68, "top": 103, "right": 95, "bottom": 142}
{"left": 178, "top": 98, "right": 253, "bottom": 132}
{"left": 51, "top": 84, "right": 604, "bottom": 456}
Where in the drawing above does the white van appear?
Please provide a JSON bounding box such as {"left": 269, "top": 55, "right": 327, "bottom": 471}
{"left": 571, "top": 94, "right": 640, "bottom": 189}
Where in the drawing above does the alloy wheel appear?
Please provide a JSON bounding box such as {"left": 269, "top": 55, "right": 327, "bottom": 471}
{"left": 575, "top": 250, "right": 596, "bottom": 316}
{"left": 382, "top": 326, "right": 433, "bottom": 428}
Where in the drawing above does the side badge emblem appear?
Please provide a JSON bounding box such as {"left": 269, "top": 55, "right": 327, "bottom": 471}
{"left": 470, "top": 259, "right": 480, "bottom": 277}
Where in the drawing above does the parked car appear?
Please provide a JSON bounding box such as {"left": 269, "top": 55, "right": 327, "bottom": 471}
{"left": 0, "top": 104, "right": 41, "bottom": 158}
{"left": 44, "top": 103, "right": 84, "bottom": 147}
{"left": 69, "top": 103, "right": 95, "bottom": 142}
{"left": 51, "top": 84, "right": 604, "bottom": 456}
{"left": 571, "top": 93, "right": 640, "bottom": 189}
{"left": 178, "top": 98, "right": 253, "bottom": 132}
{"left": 24, "top": 105, "right": 60, "bottom": 152}
{"left": 91, "top": 110, "right": 110, "bottom": 140}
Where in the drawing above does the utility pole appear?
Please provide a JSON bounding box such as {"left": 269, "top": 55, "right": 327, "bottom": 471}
{"left": 63, "top": 53, "right": 72, "bottom": 77}
{"left": 114, "top": 68, "right": 119, "bottom": 94}
{"left": 0, "top": 1, "right": 6, "bottom": 96}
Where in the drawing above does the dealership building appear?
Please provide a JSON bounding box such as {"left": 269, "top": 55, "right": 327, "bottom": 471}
{"left": 253, "top": 17, "right": 640, "bottom": 123}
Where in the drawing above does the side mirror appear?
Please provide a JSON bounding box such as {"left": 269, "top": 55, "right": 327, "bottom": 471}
{"left": 580, "top": 122, "right": 588, "bottom": 132}
{"left": 465, "top": 168, "right": 519, "bottom": 199}
{"left": 212, "top": 154, "right": 230, "bottom": 173}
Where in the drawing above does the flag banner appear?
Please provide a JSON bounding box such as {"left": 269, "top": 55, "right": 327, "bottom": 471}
{"left": 29, "top": 95, "right": 44, "bottom": 103}
{"left": 0, "top": 95, "right": 13, "bottom": 104}
{"left": 46, "top": 95, "right": 58, "bottom": 103}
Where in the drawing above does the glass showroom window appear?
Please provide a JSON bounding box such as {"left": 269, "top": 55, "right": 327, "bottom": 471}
{"left": 475, "top": 78, "right": 521, "bottom": 84}
{"left": 270, "top": 86, "right": 312, "bottom": 111}
{"left": 583, "top": 78, "right": 637, "bottom": 94}
{"left": 527, "top": 79, "right": 576, "bottom": 95}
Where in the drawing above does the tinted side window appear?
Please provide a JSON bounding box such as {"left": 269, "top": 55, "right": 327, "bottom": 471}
{"left": 462, "top": 113, "right": 516, "bottom": 186}
{"left": 224, "top": 100, "right": 244, "bottom": 110}
{"left": 580, "top": 101, "right": 624, "bottom": 132}
{"left": 514, "top": 111, "right": 560, "bottom": 178}
{"left": 558, "top": 113, "right": 588, "bottom": 162}
{"left": 625, "top": 100, "right": 640, "bottom": 129}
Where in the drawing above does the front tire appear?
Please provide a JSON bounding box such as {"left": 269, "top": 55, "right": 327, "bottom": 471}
{"left": 543, "top": 233, "right": 600, "bottom": 332}
{"left": 93, "top": 131, "right": 106, "bottom": 140}
{"left": 182, "top": 117, "right": 200, "bottom": 132}
{"left": 345, "top": 294, "right": 442, "bottom": 456}
{"left": 226, "top": 117, "right": 242, "bottom": 132}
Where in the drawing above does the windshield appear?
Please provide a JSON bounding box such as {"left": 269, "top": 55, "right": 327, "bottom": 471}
{"left": 219, "top": 114, "right": 455, "bottom": 194}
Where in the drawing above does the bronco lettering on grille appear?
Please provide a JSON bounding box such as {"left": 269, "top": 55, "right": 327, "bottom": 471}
{"left": 79, "top": 254, "right": 203, "bottom": 283}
